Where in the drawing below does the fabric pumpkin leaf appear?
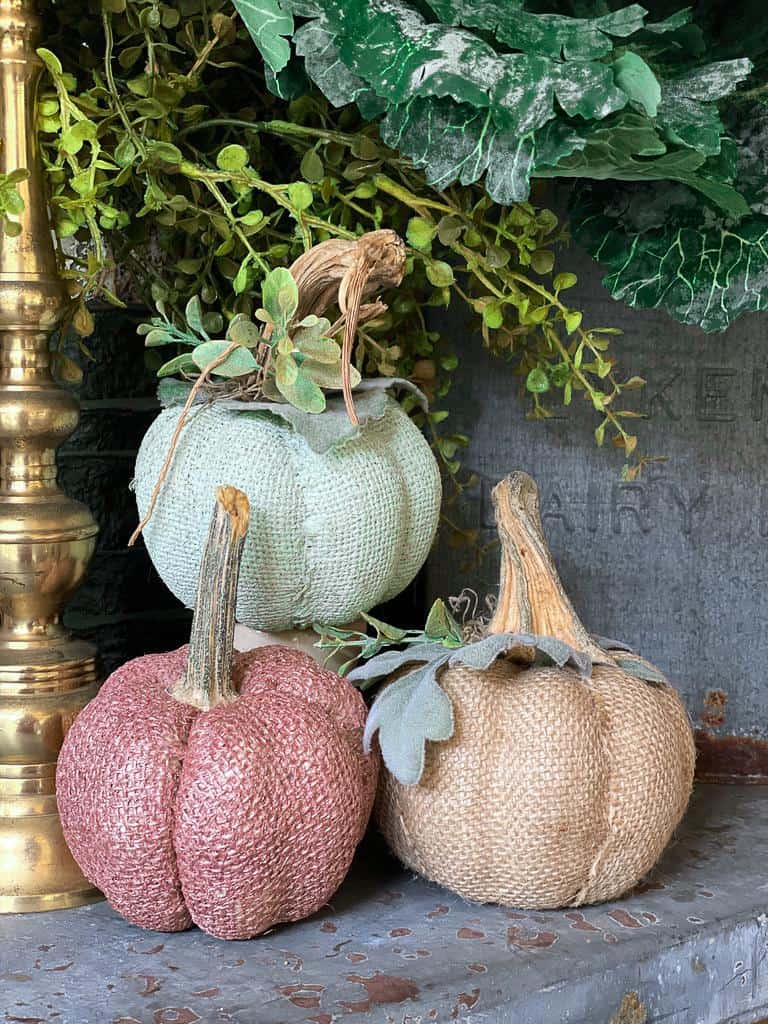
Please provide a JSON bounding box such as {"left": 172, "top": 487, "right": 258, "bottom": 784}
{"left": 449, "top": 632, "right": 592, "bottom": 677}
{"left": 361, "top": 657, "right": 454, "bottom": 786}
{"left": 613, "top": 656, "right": 668, "bottom": 685}
{"left": 230, "top": 0, "right": 294, "bottom": 73}
{"left": 347, "top": 642, "right": 446, "bottom": 689}
{"left": 592, "top": 634, "right": 635, "bottom": 654}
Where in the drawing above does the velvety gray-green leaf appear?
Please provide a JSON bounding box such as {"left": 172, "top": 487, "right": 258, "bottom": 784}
{"left": 362, "top": 658, "right": 454, "bottom": 785}
{"left": 614, "top": 656, "right": 668, "bottom": 685}
{"left": 449, "top": 632, "right": 592, "bottom": 677}
{"left": 348, "top": 642, "right": 445, "bottom": 687}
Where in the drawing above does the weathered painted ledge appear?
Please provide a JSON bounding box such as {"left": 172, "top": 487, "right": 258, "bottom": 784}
{"left": 1, "top": 784, "right": 767, "bottom": 1024}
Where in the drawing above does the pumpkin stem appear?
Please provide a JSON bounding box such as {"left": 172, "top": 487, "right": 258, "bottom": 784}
{"left": 172, "top": 485, "right": 250, "bottom": 709}
{"left": 487, "top": 473, "right": 609, "bottom": 663}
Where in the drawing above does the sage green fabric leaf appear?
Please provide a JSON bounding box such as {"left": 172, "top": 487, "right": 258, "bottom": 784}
{"left": 362, "top": 657, "right": 454, "bottom": 785}
{"left": 592, "top": 634, "right": 635, "bottom": 653}
{"left": 449, "top": 632, "right": 592, "bottom": 678}
{"left": 262, "top": 266, "right": 299, "bottom": 327}
{"left": 657, "top": 59, "right": 752, "bottom": 158}
{"left": 294, "top": 334, "right": 340, "bottom": 363}
{"left": 348, "top": 642, "right": 445, "bottom": 688}
{"left": 191, "top": 341, "right": 259, "bottom": 378}
{"left": 613, "top": 655, "right": 668, "bottom": 686}
{"left": 293, "top": 19, "right": 386, "bottom": 117}
{"left": 613, "top": 52, "right": 661, "bottom": 117}
{"left": 231, "top": 0, "right": 293, "bottom": 73}
{"left": 157, "top": 353, "right": 196, "bottom": 378}
{"left": 301, "top": 358, "right": 361, "bottom": 389}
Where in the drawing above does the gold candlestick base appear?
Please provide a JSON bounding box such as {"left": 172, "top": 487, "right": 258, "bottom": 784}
{"left": 0, "top": 0, "right": 103, "bottom": 911}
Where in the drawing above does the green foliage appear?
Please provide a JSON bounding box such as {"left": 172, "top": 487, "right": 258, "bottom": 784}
{"left": 238, "top": 0, "right": 764, "bottom": 333}
{"left": 569, "top": 106, "right": 768, "bottom": 332}
{"left": 37, "top": 0, "right": 646, "bottom": 468}
{"left": 0, "top": 169, "right": 29, "bottom": 237}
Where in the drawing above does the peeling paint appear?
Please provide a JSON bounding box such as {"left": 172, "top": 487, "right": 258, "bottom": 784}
{"left": 451, "top": 988, "right": 480, "bottom": 1018}
{"left": 507, "top": 927, "right": 558, "bottom": 949}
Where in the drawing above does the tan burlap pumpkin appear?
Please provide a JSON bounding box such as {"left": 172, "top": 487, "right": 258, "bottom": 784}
{"left": 373, "top": 472, "right": 695, "bottom": 908}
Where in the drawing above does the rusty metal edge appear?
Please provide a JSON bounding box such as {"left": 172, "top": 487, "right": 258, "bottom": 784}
{"left": 695, "top": 730, "right": 768, "bottom": 784}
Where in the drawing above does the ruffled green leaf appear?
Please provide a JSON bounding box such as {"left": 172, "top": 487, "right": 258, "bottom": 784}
{"left": 569, "top": 112, "right": 768, "bottom": 332}
{"left": 231, "top": 0, "right": 294, "bottom": 73}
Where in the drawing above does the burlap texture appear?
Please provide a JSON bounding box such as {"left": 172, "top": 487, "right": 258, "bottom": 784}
{"left": 58, "top": 645, "right": 379, "bottom": 939}
{"left": 134, "top": 396, "right": 441, "bottom": 630}
{"left": 376, "top": 659, "right": 695, "bottom": 908}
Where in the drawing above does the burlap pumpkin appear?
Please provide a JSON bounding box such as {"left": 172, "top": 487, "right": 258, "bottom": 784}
{"left": 132, "top": 231, "right": 441, "bottom": 631}
{"left": 371, "top": 472, "right": 695, "bottom": 908}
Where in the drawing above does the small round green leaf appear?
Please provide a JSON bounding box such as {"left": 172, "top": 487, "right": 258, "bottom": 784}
{"left": 526, "top": 367, "right": 550, "bottom": 394}
{"left": 216, "top": 144, "right": 249, "bottom": 173}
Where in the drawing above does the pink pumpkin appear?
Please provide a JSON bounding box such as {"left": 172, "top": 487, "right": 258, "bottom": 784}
{"left": 57, "top": 487, "right": 378, "bottom": 939}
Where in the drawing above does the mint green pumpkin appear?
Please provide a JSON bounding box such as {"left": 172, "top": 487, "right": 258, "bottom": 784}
{"left": 134, "top": 395, "right": 441, "bottom": 630}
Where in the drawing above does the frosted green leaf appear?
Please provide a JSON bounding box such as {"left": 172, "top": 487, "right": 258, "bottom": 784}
{"left": 425, "top": 1, "right": 646, "bottom": 59}
{"left": 657, "top": 59, "right": 752, "bottom": 158}
{"left": 293, "top": 19, "right": 386, "bottom": 118}
{"left": 569, "top": 104, "right": 768, "bottom": 330}
{"left": 231, "top": 0, "right": 294, "bottom": 72}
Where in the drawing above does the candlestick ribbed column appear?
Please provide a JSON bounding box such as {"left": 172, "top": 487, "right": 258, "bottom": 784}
{"left": 0, "top": 0, "right": 102, "bottom": 912}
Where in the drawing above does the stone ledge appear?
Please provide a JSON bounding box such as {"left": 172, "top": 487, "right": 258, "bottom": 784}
{"left": 1, "top": 784, "right": 767, "bottom": 1023}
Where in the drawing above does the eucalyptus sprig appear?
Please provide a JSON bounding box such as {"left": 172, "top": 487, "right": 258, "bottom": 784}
{"left": 139, "top": 266, "right": 357, "bottom": 413}
{"left": 314, "top": 599, "right": 465, "bottom": 677}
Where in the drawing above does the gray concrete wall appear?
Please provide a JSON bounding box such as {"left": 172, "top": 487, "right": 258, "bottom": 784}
{"left": 425, "top": 252, "right": 768, "bottom": 742}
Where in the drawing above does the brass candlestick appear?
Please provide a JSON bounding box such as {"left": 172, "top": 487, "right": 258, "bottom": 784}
{"left": 0, "top": 0, "right": 101, "bottom": 912}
